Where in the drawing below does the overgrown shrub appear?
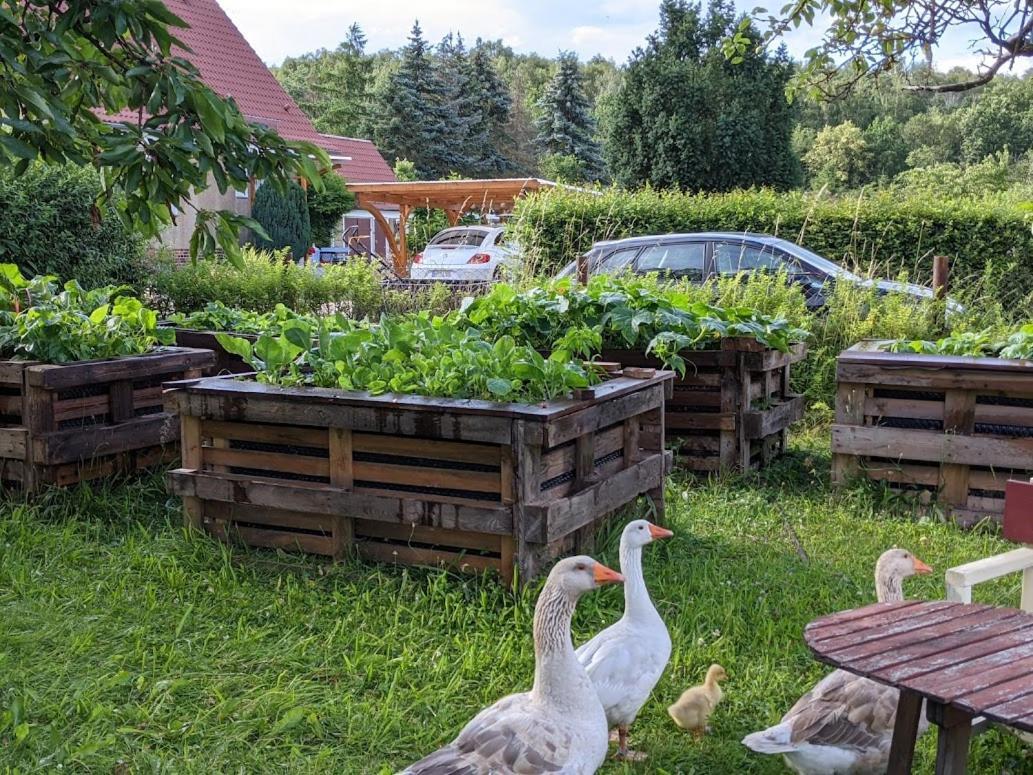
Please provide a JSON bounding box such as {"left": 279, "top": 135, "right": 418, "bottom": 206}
{"left": 251, "top": 181, "right": 311, "bottom": 259}
{"left": 150, "top": 248, "right": 465, "bottom": 319}
{"left": 307, "top": 172, "right": 355, "bottom": 246}
{"left": 509, "top": 187, "right": 1033, "bottom": 289}
{"left": 0, "top": 162, "right": 145, "bottom": 290}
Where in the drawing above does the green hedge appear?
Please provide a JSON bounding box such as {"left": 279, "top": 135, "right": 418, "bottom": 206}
{"left": 0, "top": 162, "right": 146, "bottom": 290}
{"left": 510, "top": 187, "right": 1033, "bottom": 287}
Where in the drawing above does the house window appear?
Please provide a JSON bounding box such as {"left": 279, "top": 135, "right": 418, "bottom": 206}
{"left": 235, "top": 187, "right": 250, "bottom": 200}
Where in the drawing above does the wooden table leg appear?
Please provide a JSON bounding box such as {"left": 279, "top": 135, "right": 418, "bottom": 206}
{"left": 927, "top": 701, "right": 973, "bottom": 775}
{"left": 887, "top": 689, "right": 924, "bottom": 775}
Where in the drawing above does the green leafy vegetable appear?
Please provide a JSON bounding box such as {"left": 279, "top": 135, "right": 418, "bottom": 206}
{"left": 0, "top": 264, "right": 173, "bottom": 363}
{"left": 460, "top": 275, "right": 808, "bottom": 374}
{"left": 219, "top": 314, "right": 596, "bottom": 404}
{"left": 884, "top": 325, "right": 1033, "bottom": 360}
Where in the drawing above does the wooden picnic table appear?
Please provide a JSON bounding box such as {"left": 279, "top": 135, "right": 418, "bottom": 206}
{"left": 805, "top": 600, "right": 1033, "bottom": 774}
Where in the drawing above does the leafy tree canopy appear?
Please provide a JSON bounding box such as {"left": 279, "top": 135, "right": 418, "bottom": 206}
{"left": 606, "top": 0, "right": 799, "bottom": 191}
{"left": 0, "top": 0, "right": 327, "bottom": 264}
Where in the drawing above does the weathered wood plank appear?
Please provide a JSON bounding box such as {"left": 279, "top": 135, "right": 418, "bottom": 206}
{"left": 33, "top": 414, "right": 180, "bottom": 465}
{"left": 169, "top": 470, "right": 514, "bottom": 534}
{"left": 831, "top": 424, "right": 1033, "bottom": 470}
{"left": 356, "top": 541, "right": 499, "bottom": 575}
{"left": 743, "top": 395, "right": 806, "bottom": 439}
{"left": 531, "top": 452, "right": 666, "bottom": 543}
{"left": 0, "top": 427, "right": 27, "bottom": 460}
{"left": 25, "top": 348, "right": 214, "bottom": 389}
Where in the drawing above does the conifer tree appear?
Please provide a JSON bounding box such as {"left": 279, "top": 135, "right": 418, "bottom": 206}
{"left": 534, "top": 52, "right": 606, "bottom": 181}
{"left": 435, "top": 33, "right": 481, "bottom": 176}
{"left": 605, "top": 0, "right": 799, "bottom": 191}
{"left": 372, "top": 21, "right": 447, "bottom": 175}
{"left": 467, "top": 45, "right": 514, "bottom": 175}
{"left": 251, "top": 181, "right": 311, "bottom": 260}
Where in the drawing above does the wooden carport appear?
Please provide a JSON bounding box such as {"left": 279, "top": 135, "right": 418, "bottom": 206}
{"left": 346, "top": 178, "right": 555, "bottom": 276}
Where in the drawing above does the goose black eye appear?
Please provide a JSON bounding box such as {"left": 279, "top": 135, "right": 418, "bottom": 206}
{"left": 638, "top": 525, "right": 644, "bottom": 530}
{"left": 576, "top": 563, "right": 585, "bottom": 571}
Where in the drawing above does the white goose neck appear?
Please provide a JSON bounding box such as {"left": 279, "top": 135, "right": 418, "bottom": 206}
{"left": 876, "top": 574, "right": 903, "bottom": 603}
{"left": 530, "top": 583, "right": 583, "bottom": 706}
{"left": 620, "top": 540, "right": 658, "bottom": 622}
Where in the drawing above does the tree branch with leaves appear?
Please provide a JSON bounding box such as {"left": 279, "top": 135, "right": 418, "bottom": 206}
{"left": 0, "top": 0, "right": 328, "bottom": 265}
{"left": 730, "top": 0, "right": 1033, "bottom": 97}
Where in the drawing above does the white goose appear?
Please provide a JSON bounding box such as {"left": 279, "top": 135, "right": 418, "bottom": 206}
{"left": 742, "top": 548, "right": 933, "bottom": 774}
{"left": 400, "top": 556, "right": 624, "bottom": 775}
{"left": 575, "top": 519, "right": 673, "bottom": 759}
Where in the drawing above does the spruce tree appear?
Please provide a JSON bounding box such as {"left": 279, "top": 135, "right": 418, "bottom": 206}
{"left": 605, "top": 0, "right": 799, "bottom": 191}
{"left": 372, "top": 21, "right": 447, "bottom": 176}
{"left": 251, "top": 181, "right": 311, "bottom": 260}
{"left": 534, "top": 52, "right": 605, "bottom": 182}
{"left": 435, "top": 33, "right": 480, "bottom": 176}
{"left": 467, "top": 45, "right": 513, "bottom": 175}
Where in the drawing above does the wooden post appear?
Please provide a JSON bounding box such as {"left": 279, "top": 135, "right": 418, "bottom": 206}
{"left": 22, "top": 373, "right": 55, "bottom": 492}
{"left": 933, "top": 255, "right": 949, "bottom": 299}
{"left": 328, "top": 427, "right": 355, "bottom": 560}
{"left": 886, "top": 689, "right": 923, "bottom": 775}
{"left": 180, "top": 414, "right": 204, "bottom": 531}
{"left": 577, "top": 253, "right": 588, "bottom": 285}
{"left": 719, "top": 341, "right": 740, "bottom": 472}
{"left": 574, "top": 432, "right": 596, "bottom": 491}
{"left": 513, "top": 421, "right": 547, "bottom": 585}
{"left": 940, "top": 389, "right": 976, "bottom": 518}
{"left": 927, "top": 701, "right": 973, "bottom": 775}
{"left": 832, "top": 382, "right": 867, "bottom": 486}
{"left": 933, "top": 254, "right": 950, "bottom": 332}
{"left": 398, "top": 204, "right": 410, "bottom": 276}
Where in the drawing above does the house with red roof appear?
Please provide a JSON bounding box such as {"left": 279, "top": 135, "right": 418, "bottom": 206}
{"left": 115, "top": 0, "right": 396, "bottom": 259}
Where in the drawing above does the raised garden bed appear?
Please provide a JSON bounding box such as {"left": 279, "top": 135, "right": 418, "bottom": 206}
{"left": 0, "top": 347, "right": 214, "bottom": 490}
{"left": 600, "top": 338, "right": 806, "bottom": 473}
{"left": 166, "top": 371, "right": 673, "bottom": 585}
{"left": 166, "top": 327, "right": 254, "bottom": 374}
{"left": 832, "top": 341, "right": 1033, "bottom": 525}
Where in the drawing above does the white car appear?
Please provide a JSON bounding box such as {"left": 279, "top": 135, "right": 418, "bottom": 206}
{"left": 409, "top": 226, "right": 518, "bottom": 281}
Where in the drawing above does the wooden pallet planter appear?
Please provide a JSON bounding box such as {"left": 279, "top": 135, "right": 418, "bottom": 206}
{"left": 166, "top": 327, "right": 254, "bottom": 374}
{"left": 165, "top": 371, "right": 674, "bottom": 586}
{"left": 599, "top": 338, "right": 806, "bottom": 473}
{"left": 832, "top": 342, "right": 1033, "bottom": 526}
{"left": 0, "top": 347, "right": 215, "bottom": 490}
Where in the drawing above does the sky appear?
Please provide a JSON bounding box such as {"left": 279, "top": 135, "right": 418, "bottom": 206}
{"left": 219, "top": 0, "right": 1012, "bottom": 75}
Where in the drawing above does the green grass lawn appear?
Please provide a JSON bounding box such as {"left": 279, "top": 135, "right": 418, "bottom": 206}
{"left": 2, "top": 428, "right": 1031, "bottom": 773}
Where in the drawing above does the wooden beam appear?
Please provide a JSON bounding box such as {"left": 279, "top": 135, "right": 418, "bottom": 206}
{"left": 397, "top": 204, "right": 410, "bottom": 276}
{"left": 355, "top": 194, "right": 402, "bottom": 273}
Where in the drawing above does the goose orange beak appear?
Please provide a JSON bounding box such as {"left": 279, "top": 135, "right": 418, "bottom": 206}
{"left": 593, "top": 562, "right": 624, "bottom": 585}
{"left": 648, "top": 524, "right": 674, "bottom": 540}
{"left": 913, "top": 557, "right": 932, "bottom": 575}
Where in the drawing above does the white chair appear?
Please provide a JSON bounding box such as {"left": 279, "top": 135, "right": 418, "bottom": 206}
{"left": 944, "top": 479, "right": 1033, "bottom": 743}
{"left": 945, "top": 547, "right": 1033, "bottom": 611}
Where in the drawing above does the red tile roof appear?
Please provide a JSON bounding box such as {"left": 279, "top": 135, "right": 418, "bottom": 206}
{"left": 107, "top": 0, "right": 393, "bottom": 183}
{"left": 319, "top": 134, "right": 396, "bottom": 184}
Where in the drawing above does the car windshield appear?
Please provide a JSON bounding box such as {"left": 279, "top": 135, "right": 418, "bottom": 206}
{"left": 772, "top": 239, "right": 861, "bottom": 281}
{"left": 429, "top": 230, "right": 488, "bottom": 247}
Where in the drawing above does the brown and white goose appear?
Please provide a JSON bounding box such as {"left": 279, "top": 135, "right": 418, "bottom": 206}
{"left": 742, "top": 549, "right": 932, "bottom": 775}
{"left": 400, "top": 556, "right": 624, "bottom": 775}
